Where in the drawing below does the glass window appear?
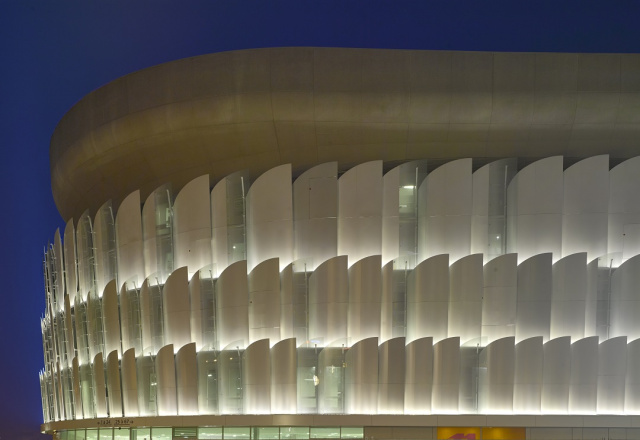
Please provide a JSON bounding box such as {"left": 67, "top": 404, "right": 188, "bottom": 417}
{"left": 132, "top": 427, "right": 151, "bottom": 440}
{"left": 67, "top": 431, "right": 77, "bottom": 440}
{"left": 198, "top": 426, "right": 222, "bottom": 440}
{"left": 198, "top": 427, "right": 223, "bottom": 439}
{"left": 86, "top": 429, "right": 98, "bottom": 440}
{"left": 151, "top": 427, "right": 172, "bottom": 440}
{"left": 99, "top": 428, "right": 113, "bottom": 440}
{"left": 174, "top": 427, "right": 197, "bottom": 438}
{"left": 254, "top": 427, "right": 279, "bottom": 440}
{"left": 224, "top": 427, "right": 250, "bottom": 439}
{"left": 341, "top": 428, "right": 363, "bottom": 439}
{"left": 113, "top": 428, "right": 130, "bottom": 440}
{"left": 281, "top": 427, "right": 309, "bottom": 440}
{"left": 310, "top": 428, "right": 340, "bottom": 439}
{"left": 59, "top": 432, "right": 68, "bottom": 440}
{"left": 75, "top": 429, "right": 87, "bottom": 440}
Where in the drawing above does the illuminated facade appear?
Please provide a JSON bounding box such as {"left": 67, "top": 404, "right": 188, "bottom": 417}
{"left": 41, "top": 48, "right": 640, "bottom": 440}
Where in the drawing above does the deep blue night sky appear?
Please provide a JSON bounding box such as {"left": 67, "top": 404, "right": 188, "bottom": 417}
{"left": 0, "top": 1, "right": 638, "bottom": 438}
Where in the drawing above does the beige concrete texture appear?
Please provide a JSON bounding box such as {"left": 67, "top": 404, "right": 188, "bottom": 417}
{"left": 50, "top": 48, "right": 640, "bottom": 221}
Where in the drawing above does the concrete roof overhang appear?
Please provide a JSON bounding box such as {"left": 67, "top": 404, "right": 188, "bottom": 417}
{"left": 50, "top": 47, "right": 640, "bottom": 221}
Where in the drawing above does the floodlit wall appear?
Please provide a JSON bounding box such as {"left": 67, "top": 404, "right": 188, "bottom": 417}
{"left": 41, "top": 156, "right": 640, "bottom": 422}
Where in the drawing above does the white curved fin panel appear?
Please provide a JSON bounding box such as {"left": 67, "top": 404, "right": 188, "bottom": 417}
{"left": 449, "top": 254, "right": 483, "bottom": 346}
{"left": 63, "top": 219, "right": 78, "bottom": 304}
{"left": 378, "top": 337, "right": 405, "bottom": 414}
{"left": 115, "top": 190, "right": 144, "bottom": 289}
{"left": 119, "top": 284, "right": 132, "bottom": 354}
{"left": 243, "top": 339, "right": 271, "bottom": 414}
{"left": 216, "top": 260, "right": 249, "bottom": 350}
{"left": 142, "top": 184, "right": 173, "bottom": 283}
{"left": 64, "top": 296, "right": 74, "bottom": 369}
{"left": 291, "top": 262, "right": 311, "bottom": 346}
{"left": 247, "top": 164, "right": 293, "bottom": 272}
{"left": 338, "top": 161, "right": 383, "bottom": 266}
{"left": 93, "top": 352, "right": 108, "bottom": 417}
{"left": 478, "top": 336, "right": 515, "bottom": 414}
{"left": 73, "top": 296, "right": 89, "bottom": 365}
{"left": 380, "top": 261, "right": 396, "bottom": 343}
{"left": 156, "top": 344, "right": 177, "bottom": 415}
{"left": 106, "top": 350, "right": 123, "bottom": 417}
{"left": 404, "top": 337, "right": 433, "bottom": 414}
{"left": 85, "top": 294, "right": 103, "bottom": 360}
{"left": 585, "top": 259, "right": 599, "bottom": 338}
{"left": 568, "top": 336, "right": 598, "bottom": 414}
{"left": 102, "top": 279, "right": 121, "bottom": 356}
{"left": 176, "top": 342, "right": 198, "bottom": 415}
{"left": 541, "top": 336, "right": 571, "bottom": 414}
{"left": 472, "top": 159, "right": 517, "bottom": 262}
{"left": 121, "top": 348, "right": 139, "bottom": 417}
{"left": 514, "top": 336, "right": 543, "bottom": 414}
{"left": 173, "top": 175, "right": 211, "bottom": 279}
{"left": 53, "top": 229, "right": 65, "bottom": 312}
{"left": 163, "top": 266, "right": 191, "bottom": 351}
{"left": 626, "top": 338, "right": 640, "bottom": 413}
{"left": 94, "top": 201, "right": 117, "bottom": 297}
{"left": 407, "top": 254, "right": 449, "bottom": 344}
{"left": 598, "top": 336, "right": 627, "bottom": 414}
{"left": 551, "top": 253, "right": 588, "bottom": 342}
{"left": 139, "top": 279, "right": 154, "bottom": 355}
{"left": 309, "top": 256, "right": 348, "bottom": 346}
{"left": 609, "top": 157, "right": 640, "bottom": 260}
{"left": 76, "top": 211, "right": 94, "bottom": 301}
{"left": 562, "top": 156, "right": 609, "bottom": 260}
{"left": 382, "top": 166, "right": 401, "bottom": 267}
{"left": 611, "top": 255, "right": 640, "bottom": 341}
{"left": 482, "top": 253, "right": 517, "bottom": 345}
{"left": 279, "top": 264, "right": 294, "bottom": 341}
{"left": 432, "top": 336, "right": 460, "bottom": 413}
{"left": 419, "top": 159, "right": 472, "bottom": 264}
{"left": 507, "top": 156, "right": 563, "bottom": 263}
{"left": 271, "top": 338, "right": 297, "bottom": 414}
{"left": 516, "top": 253, "right": 552, "bottom": 343}
{"left": 348, "top": 255, "right": 382, "bottom": 344}
{"left": 189, "top": 270, "right": 203, "bottom": 352}
{"left": 211, "top": 171, "right": 250, "bottom": 277}
{"left": 71, "top": 357, "right": 82, "bottom": 419}
{"left": 293, "top": 162, "right": 338, "bottom": 270}
{"left": 382, "top": 160, "right": 427, "bottom": 267}
{"left": 249, "top": 258, "right": 281, "bottom": 344}
{"left": 345, "top": 337, "right": 378, "bottom": 414}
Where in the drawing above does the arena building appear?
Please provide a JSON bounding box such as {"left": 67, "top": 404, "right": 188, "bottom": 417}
{"left": 40, "top": 48, "right": 640, "bottom": 440}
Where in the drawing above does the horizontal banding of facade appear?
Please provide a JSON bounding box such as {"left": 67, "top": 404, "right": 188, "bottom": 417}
{"left": 50, "top": 48, "right": 640, "bottom": 221}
